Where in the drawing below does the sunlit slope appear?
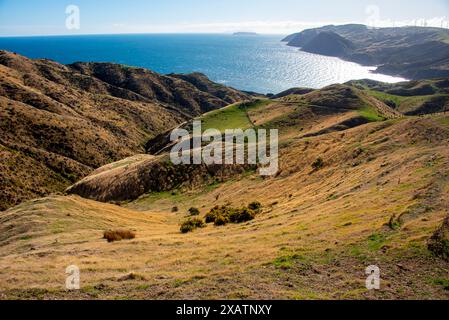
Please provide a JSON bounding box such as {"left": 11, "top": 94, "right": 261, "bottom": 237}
{"left": 1, "top": 111, "right": 448, "bottom": 299}
{"left": 66, "top": 92, "right": 394, "bottom": 204}
{"left": 0, "top": 50, "right": 251, "bottom": 210}
{"left": 348, "top": 78, "right": 449, "bottom": 115}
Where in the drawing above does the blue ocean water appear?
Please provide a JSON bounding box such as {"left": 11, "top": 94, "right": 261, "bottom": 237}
{"left": 0, "top": 34, "right": 405, "bottom": 94}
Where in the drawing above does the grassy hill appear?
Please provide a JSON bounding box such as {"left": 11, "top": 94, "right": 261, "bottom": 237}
{"left": 347, "top": 79, "right": 449, "bottom": 115}
{"left": 0, "top": 51, "right": 250, "bottom": 210}
{"left": 1, "top": 75, "right": 448, "bottom": 299}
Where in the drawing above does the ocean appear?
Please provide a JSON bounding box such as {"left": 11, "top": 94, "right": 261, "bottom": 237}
{"left": 0, "top": 33, "right": 405, "bottom": 94}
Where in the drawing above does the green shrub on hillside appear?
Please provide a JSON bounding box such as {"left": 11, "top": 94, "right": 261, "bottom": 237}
{"left": 228, "top": 207, "right": 256, "bottom": 223}
{"left": 312, "top": 157, "right": 324, "bottom": 170}
{"left": 248, "top": 201, "right": 262, "bottom": 212}
{"left": 205, "top": 203, "right": 262, "bottom": 227}
{"left": 214, "top": 214, "right": 230, "bottom": 226}
{"left": 205, "top": 205, "right": 221, "bottom": 223}
{"left": 180, "top": 217, "right": 205, "bottom": 233}
{"left": 188, "top": 207, "right": 200, "bottom": 216}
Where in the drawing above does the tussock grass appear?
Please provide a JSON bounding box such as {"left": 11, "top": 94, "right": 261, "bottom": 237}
{"left": 103, "top": 230, "right": 136, "bottom": 243}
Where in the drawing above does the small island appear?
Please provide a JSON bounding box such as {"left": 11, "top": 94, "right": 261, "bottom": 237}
{"left": 233, "top": 32, "right": 258, "bottom": 36}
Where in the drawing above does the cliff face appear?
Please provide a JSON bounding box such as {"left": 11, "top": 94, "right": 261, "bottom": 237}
{"left": 301, "top": 31, "right": 355, "bottom": 57}
{"left": 0, "top": 51, "right": 251, "bottom": 210}
{"left": 283, "top": 24, "right": 449, "bottom": 80}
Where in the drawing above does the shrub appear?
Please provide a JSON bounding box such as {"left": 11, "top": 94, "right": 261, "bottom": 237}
{"left": 248, "top": 201, "right": 262, "bottom": 212}
{"left": 205, "top": 205, "right": 226, "bottom": 223}
{"left": 188, "top": 207, "right": 200, "bottom": 216}
{"left": 180, "top": 217, "right": 205, "bottom": 233}
{"left": 205, "top": 211, "right": 218, "bottom": 223}
{"left": 103, "top": 230, "right": 136, "bottom": 243}
{"left": 312, "top": 157, "right": 324, "bottom": 170}
{"left": 205, "top": 204, "right": 259, "bottom": 227}
{"left": 229, "top": 207, "right": 256, "bottom": 223}
{"left": 214, "top": 214, "right": 229, "bottom": 226}
{"left": 172, "top": 206, "right": 179, "bottom": 212}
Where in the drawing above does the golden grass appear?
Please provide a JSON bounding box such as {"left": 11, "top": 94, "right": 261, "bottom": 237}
{"left": 0, "top": 115, "right": 448, "bottom": 300}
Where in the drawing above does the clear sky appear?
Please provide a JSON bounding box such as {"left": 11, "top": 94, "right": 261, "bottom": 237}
{"left": 0, "top": 0, "right": 448, "bottom": 36}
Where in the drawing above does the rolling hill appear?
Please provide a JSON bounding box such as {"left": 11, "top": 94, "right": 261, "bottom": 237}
{"left": 0, "top": 52, "right": 448, "bottom": 299}
{"left": 1, "top": 79, "right": 449, "bottom": 299}
{"left": 0, "top": 51, "right": 250, "bottom": 210}
{"left": 283, "top": 24, "right": 449, "bottom": 80}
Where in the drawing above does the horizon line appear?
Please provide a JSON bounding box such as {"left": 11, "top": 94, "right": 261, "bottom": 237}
{"left": 0, "top": 31, "right": 290, "bottom": 38}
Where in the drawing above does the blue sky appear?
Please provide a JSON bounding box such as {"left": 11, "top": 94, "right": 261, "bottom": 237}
{"left": 0, "top": 0, "right": 448, "bottom": 36}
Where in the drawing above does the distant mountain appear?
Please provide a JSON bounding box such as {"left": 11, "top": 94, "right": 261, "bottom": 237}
{"left": 0, "top": 51, "right": 251, "bottom": 210}
{"left": 283, "top": 24, "right": 449, "bottom": 80}
{"left": 301, "top": 31, "right": 356, "bottom": 57}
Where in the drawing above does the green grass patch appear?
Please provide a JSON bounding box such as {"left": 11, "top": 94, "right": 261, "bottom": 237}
{"left": 366, "top": 89, "right": 449, "bottom": 115}
{"left": 358, "top": 105, "right": 385, "bottom": 122}
{"left": 348, "top": 245, "right": 368, "bottom": 261}
{"left": 393, "top": 183, "right": 415, "bottom": 192}
{"left": 367, "top": 90, "right": 406, "bottom": 107}
{"left": 367, "top": 233, "right": 387, "bottom": 251}
{"left": 432, "top": 278, "right": 449, "bottom": 290}
{"left": 273, "top": 253, "right": 307, "bottom": 270}
{"left": 438, "top": 116, "right": 449, "bottom": 126}
{"left": 200, "top": 99, "right": 271, "bottom": 132}
{"left": 50, "top": 221, "right": 66, "bottom": 234}
{"left": 397, "top": 95, "right": 446, "bottom": 114}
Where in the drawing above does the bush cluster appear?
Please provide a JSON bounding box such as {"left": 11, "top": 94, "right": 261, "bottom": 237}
{"left": 205, "top": 202, "right": 262, "bottom": 227}
{"left": 179, "top": 202, "right": 263, "bottom": 233}
{"left": 188, "top": 207, "right": 200, "bottom": 216}
{"left": 180, "top": 217, "right": 205, "bottom": 233}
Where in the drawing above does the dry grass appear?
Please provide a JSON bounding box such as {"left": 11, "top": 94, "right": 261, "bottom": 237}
{"left": 1, "top": 105, "right": 449, "bottom": 300}
{"left": 3, "top": 52, "right": 449, "bottom": 299}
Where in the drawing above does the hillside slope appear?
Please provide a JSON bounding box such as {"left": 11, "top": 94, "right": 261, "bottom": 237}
{"left": 347, "top": 79, "right": 449, "bottom": 115}
{"left": 1, "top": 113, "right": 448, "bottom": 299}
{"left": 67, "top": 80, "right": 449, "bottom": 205}
{"left": 283, "top": 24, "right": 449, "bottom": 80}
{"left": 0, "top": 51, "right": 250, "bottom": 210}
{"left": 0, "top": 52, "right": 448, "bottom": 298}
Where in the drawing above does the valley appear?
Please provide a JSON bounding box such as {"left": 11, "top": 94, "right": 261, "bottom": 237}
{"left": 0, "top": 53, "right": 448, "bottom": 299}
